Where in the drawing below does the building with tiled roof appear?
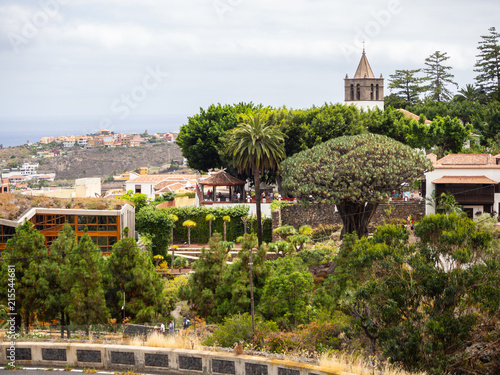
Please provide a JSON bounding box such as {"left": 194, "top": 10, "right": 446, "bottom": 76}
{"left": 425, "top": 153, "right": 500, "bottom": 217}
{"left": 397, "top": 109, "right": 432, "bottom": 125}
{"left": 125, "top": 174, "right": 199, "bottom": 199}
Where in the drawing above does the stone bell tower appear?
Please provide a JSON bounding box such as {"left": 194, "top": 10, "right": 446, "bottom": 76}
{"left": 344, "top": 49, "right": 384, "bottom": 110}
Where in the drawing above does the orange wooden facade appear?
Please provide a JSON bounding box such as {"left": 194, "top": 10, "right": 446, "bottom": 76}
{"left": 1, "top": 213, "right": 121, "bottom": 255}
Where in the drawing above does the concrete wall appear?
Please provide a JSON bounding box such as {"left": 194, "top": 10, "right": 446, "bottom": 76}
{"left": 0, "top": 342, "right": 341, "bottom": 375}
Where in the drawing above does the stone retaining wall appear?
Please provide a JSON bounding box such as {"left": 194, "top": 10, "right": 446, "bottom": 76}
{"left": 0, "top": 342, "right": 342, "bottom": 375}
{"left": 273, "top": 201, "right": 426, "bottom": 239}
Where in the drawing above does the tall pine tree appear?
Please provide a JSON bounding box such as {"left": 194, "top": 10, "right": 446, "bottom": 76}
{"left": 388, "top": 69, "right": 426, "bottom": 106}
{"left": 423, "top": 51, "right": 458, "bottom": 102}
{"left": 474, "top": 27, "right": 500, "bottom": 102}
{"left": 1, "top": 222, "right": 48, "bottom": 333}
{"left": 106, "top": 237, "right": 166, "bottom": 323}
{"left": 40, "top": 223, "right": 77, "bottom": 338}
{"left": 62, "top": 232, "right": 109, "bottom": 335}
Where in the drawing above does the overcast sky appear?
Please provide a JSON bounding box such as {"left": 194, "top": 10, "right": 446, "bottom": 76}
{"left": 0, "top": 0, "right": 498, "bottom": 146}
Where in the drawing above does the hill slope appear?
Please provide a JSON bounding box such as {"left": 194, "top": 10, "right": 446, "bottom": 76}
{"left": 1, "top": 143, "right": 185, "bottom": 181}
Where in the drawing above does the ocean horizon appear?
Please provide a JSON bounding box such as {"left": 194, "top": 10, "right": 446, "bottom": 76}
{"left": 0, "top": 115, "right": 185, "bottom": 148}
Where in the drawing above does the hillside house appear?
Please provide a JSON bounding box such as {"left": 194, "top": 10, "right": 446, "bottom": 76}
{"left": 125, "top": 174, "right": 199, "bottom": 199}
{"left": 425, "top": 153, "right": 500, "bottom": 218}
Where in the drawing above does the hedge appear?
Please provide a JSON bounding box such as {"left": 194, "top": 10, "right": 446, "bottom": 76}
{"left": 161, "top": 205, "right": 272, "bottom": 244}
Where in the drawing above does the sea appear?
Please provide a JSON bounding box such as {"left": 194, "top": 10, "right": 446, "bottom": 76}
{"left": 0, "top": 115, "right": 184, "bottom": 148}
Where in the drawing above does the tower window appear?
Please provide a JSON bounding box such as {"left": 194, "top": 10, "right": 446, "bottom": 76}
{"left": 376, "top": 84, "right": 379, "bottom": 100}
{"left": 370, "top": 84, "right": 374, "bottom": 100}
{"left": 356, "top": 84, "right": 360, "bottom": 100}
{"left": 350, "top": 85, "right": 354, "bottom": 100}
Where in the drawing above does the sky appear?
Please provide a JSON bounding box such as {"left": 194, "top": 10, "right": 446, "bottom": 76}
{"left": 0, "top": 0, "right": 498, "bottom": 147}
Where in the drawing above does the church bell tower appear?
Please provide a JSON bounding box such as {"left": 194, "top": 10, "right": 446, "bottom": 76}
{"left": 344, "top": 49, "right": 384, "bottom": 110}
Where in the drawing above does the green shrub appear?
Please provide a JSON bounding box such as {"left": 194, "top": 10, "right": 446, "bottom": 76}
{"left": 203, "top": 313, "right": 278, "bottom": 348}
{"left": 310, "top": 224, "right": 342, "bottom": 242}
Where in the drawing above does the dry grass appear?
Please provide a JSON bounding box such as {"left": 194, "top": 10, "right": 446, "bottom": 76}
{"left": 129, "top": 332, "right": 202, "bottom": 350}
{"left": 319, "top": 352, "right": 426, "bottom": 375}
{"left": 0, "top": 193, "right": 126, "bottom": 220}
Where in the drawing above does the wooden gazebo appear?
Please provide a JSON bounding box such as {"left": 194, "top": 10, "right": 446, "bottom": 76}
{"left": 198, "top": 170, "right": 246, "bottom": 203}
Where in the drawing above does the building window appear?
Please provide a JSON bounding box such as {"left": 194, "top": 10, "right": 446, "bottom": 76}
{"left": 376, "top": 84, "right": 379, "bottom": 100}
{"left": 370, "top": 84, "right": 374, "bottom": 100}
{"left": 350, "top": 84, "right": 354, "bottom": 100}
{"left": 135, "top": 185, "right": 141, "bottom": 194}
{"left": 356, "top": 84, "right": 361, "bottom": 100}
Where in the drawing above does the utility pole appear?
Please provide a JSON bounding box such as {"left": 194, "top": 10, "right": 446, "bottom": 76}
{"left": 249, "top": 247, "right": 255, "bottom": 334}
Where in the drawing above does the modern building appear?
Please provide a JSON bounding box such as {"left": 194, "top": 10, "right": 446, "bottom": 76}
{"left": 425, "top": 153, "right": 500, "bottom": 218}
{"left": 0, "top": 196, "right": 135, "bottom": 255}
{"left": 344, "top": 49, "right": 384, "bottom": 110}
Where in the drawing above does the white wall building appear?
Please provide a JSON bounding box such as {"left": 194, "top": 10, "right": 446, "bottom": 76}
{"left": 425, "top": 153, "right": 500, "bottom": 218}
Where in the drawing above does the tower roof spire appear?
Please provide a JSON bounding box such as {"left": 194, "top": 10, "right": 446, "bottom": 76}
{"left": 353, "top": 49, "right": 375, "bottom": 79}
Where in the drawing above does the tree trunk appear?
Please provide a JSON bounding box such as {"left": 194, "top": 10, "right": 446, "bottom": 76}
{"left": 171, "top": 247, "right": 175, "bottom": 270}
{"left": 337, "top": 201, "right": 379, "bottom": 238}
{"left": 254, "top": 171, "right": 263, "bottom": 246}
{"left": 187, "top": 228, "right": 191, "bottom": 247}
{"left": 208, "top": 221, "right": 212, "bottom": 238}
{"left": 24, "top": 312, "right": 30, "bottom": 334}
{"left": 60, "top": 310, "right": 65, "bottom": 339}
{"left": 65, "top": 313, "right": 71, "bottom": 338}
{"left": 223, "top": 222, "right": 227, "bottom": 241}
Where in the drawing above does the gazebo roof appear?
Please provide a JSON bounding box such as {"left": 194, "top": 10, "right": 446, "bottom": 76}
{"left": 199, "top": 170, "right": 246, "bottom": 186}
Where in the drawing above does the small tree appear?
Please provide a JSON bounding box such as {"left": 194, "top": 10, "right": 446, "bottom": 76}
{"left": 206, "top": 213, "right": 216, "bottom": 238}
{"left": 170, "top": 245, "right": 178, "bottom": 270}
{"left": 169, "top": 214, "right": 179, "bottom": 245}
{"left": 222, "top": 215, "right": 231, "bottom": 241}
{"left": 183, "top": 220, "right": 197, "bottom": 246}
{"left": 241, "top": 216, "right": 249, "bottom": 234}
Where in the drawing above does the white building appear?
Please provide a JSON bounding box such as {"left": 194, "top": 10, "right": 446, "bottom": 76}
{"left": 425, "top": 153, "right": 500, "bottom": 218}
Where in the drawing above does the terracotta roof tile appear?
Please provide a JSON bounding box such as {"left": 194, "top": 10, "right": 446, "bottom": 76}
{"left": 436, "top": 154, "right": 495, "bottom": 166}
{"left": 432, "top": 175, "right": 498, "bottom": 184}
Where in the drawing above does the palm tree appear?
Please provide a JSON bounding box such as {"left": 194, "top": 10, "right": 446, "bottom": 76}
{"left": 456, "top": 84, "right": 479, "bottom": 102}
{"left": 225, "top": 112, "right": 286, "bottom": 245}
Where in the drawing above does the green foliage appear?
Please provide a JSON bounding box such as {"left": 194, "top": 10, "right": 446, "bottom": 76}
{"left": 388, "top": 69, "right": 426, "bottom": 106}
{"left": 176, "top": 103, "right": 259, "bottom": 171}
{"left": 163, "top": 205, "right": 271, "bottom": 244}
{"left": 105, "top": 237, "right": 166, "bottom": 323}
{"left": 214, "top": 233, "right": 269, "bottom": 321}
{"left": 136, "top": 205, "right": 176, "bottom": 257}
{"left": 223, "top": 111, "right": 286, "bottom": 245}
{"left": 332, "top": 217, "right": 500, "bottom": 373}
{"left": 120, "top": 191, "right": 150, "bottom": 212}
{"left": 423, "top": 51, "right": 458, "bottom": 102}
{"left": 281, "top": 133, "right": 433, "bottom": 237}
{"left": 179, "top": 234, "right": 229, "bottom": 319}
{"left": 260, "top": 256, "right": 314, "bottom": 329}
{"left": 474, "top": 27, "right": 500, "bottom": 102}
{"left": 0, "top": 221, "right": 48, "bottom": 333}
{"left": 154, "top": 192, "right": 175, "bottom": 203}
{"left": 163, "top": 275, "right": 188, "bottom": 316}
{"left": 62, "top": 232, "right": 109, "bottom": 333}
{"left": 203, "top": 312, "right": 278, "bottom": 348}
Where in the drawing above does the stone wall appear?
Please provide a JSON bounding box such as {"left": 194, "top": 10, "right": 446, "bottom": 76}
{"left": 273, "top": 201, "right": 426, "bottom": 237}
{"left": 0, "top": 342, "right": 341, "bottom": 375}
